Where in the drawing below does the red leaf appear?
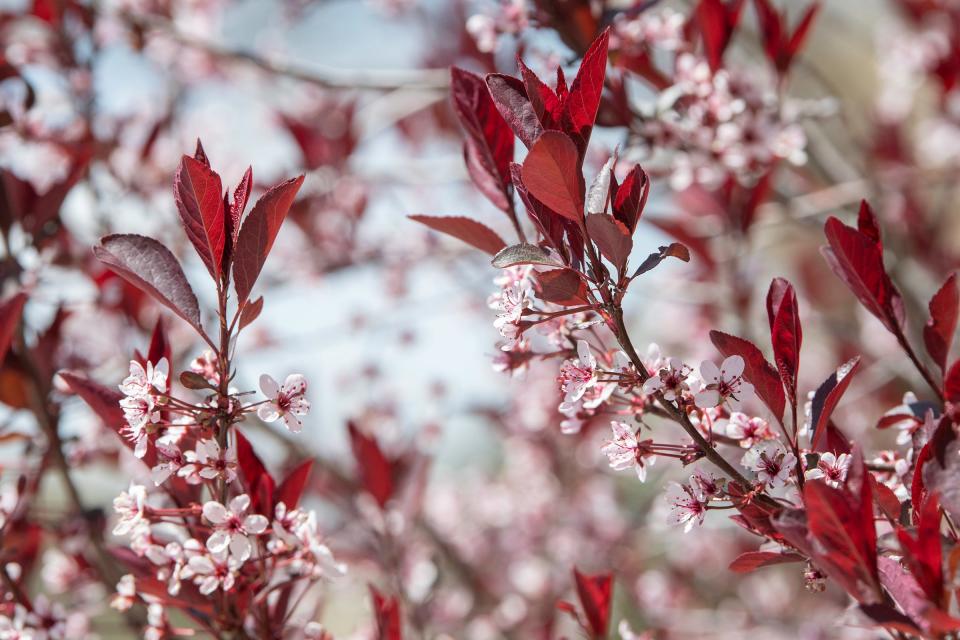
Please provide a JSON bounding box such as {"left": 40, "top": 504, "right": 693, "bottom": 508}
{"left": 924, "top": 273, "right": 958, "bottom": 375}
{"left": 0, "top": 292, "right": 27, "bottom": 363}
{"left": 822, "top": 213, "right": 904, "bottom": 334}
{"left": 572, "top": 569, "right": 612, "bottom": 639}
{"left": 611, "top": 164, "right": 649, "bottom": 234}
{"left": 898, "top": 493, "right": 944, "bottom": 605}
{"left": 174, "top": 155, "right": 225, "bottom": 280}
{"left": 697, "top": 0, "right": 745, "bottom": 72}
{"left": 229, "top": 166, "right": 253, "bottom": 246}
{"left": 408, "top": 215, "right": 506, "bottom": 255}
{"left": 871, "top": 475, "right": 902, "bottom": 522}
{"left": 632, "top": 243, "right": 690, "bottom": 277}
{"left": 585, "top": 213, "right": 632, "bottom": 270}
{"left": 348, "top": 422, "right": 394, "bottom": 509}
{"left": 235, "top": 430, "right": 276, "bottom": 514}
{"left": 370, "top": 586, "right": 402, "bottom": 640}
{"left": 947, "top": 360, "right": 960, "bottom": 402}
{"left": 766, "top": 278, "right": 802, "bottom": 405}
{"left": 561, "top": 29, "right": 610, "bottom": 156}
{"left": 94, "top": 234, "right": 203, "bottom": 335}
{"left": 521, "top": 131, "right": 584, "bottom": 223}
{"left": 728, "top": 550, "right": 803, "bottom": 573}
{"left": 193, "top": 138, "right": 210, "bottom": 168}
{"left": 232, "top": 175, "right": 305, "bottom": 304}
{"left": 536, "top": 269, "right": 588, "bottom": 306}
{"left": 709, "top": 330, "right": 786, "bottom": 419}
{"left": 145, "top": 318, "right": 171, "bottom": 372}
{"left": 275, "top": 459, "right": 313, "bottom": 510}
{"left": 451, "top": 67, "right": 514, "bottom": 211}
{"left": 519, "top": 59, "right": 563, "bottom": 131}
{"left": 238, "top": 296, "right": 264, "bottom": 331}
{"left": 753, "top": 0, "right": 820, "bottom": 74}
{"left": 485, "top": 73, "right": 542, "bottom": 149}
{"left": 809, "top": 357, "right": 861, "bottom": 452}
{"left": 804, "top": 456, "right": 881, "bottom": 603}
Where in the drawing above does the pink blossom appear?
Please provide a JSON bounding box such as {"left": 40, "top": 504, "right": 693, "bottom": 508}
{"left": 557, "top": 340, "right": 597, "bottom": 404}
{"left": 601, "top": 421, "right": 657, "bottom": 482}
{"left": 202, "top": 494, "right": 269, "bottom": 561}
{"left": 742, "top": 441, "right": 796, "bottom": 488}
{"left": 110, "top": 574, "right": 136, "bottom": 611}
{"left": 112, "top": 484, "right": 148, "bottom": 536}
{"left": 694, "top": 356, "right": 754, "bottom": 410}
{"left": 184, "top": 547, "right": 240, "bottom": 595}
{"left": 181, "top": 439, "right": 237, "bottom": 484}
{"left": 642, "top": 357, "right": 692, "bottom": 401}
{"left": 724, "top": 412, "right": 774, "bottom": 448}
{"left": 258, "top": 374, "right": 310, "bottom": 432}
{"left": 804, "top": 452, "right": 851, "bottom": 487}
{"left": 664, "top": 482, "right": 708, "bottom": 533}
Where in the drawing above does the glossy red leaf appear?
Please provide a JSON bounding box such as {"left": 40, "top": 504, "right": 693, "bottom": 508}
{"left": 697, "top": 0, "right": 745, "bottom": 72}
{"left": 145, "top": 317, "right": 171, "bottom": 372}
{"left": 348, "top": 422, "right": 394, "bottom": 509}
{"left": 709, "top": 330, "right": 786, "bottom": 419}
{"left": 174, "top": 155, "right": 225, "bottom": 280}
{"left": 947, "top": 360, "right": 960, "bottom": 402}
{"left": 451, "top": 67, "right": 515, "bottom": 211}
{"left": 235, "top": 430, "right": 276, "bottom": 514}
{"left": 766, "top": 278, "right": 802, "bottom": 405}
{"left": 804, "top": 458, "right": 881, "bottom": 603}
{"left": 370, "top": 586, "right": 402, "bottom": 640}
{"left": 94, "top": 234, "right": 203, "bottom": 335}
{"left": 521, "top": 131, "right": 584, "bottom": 223}
{"left": 561, "top": 29, "right": 610, "bottom": 156}
{"left": 753, "top": 0, "right": 820, "bottom": 74}
{"left": 193, "top": 138, "right": 210, "bottom": 168}
{"left": 585, "top": 213, "right": 631, "bottom": 270}
{"left": 238, "top": 296, "right": 264, "bottom": 331}
{"left": 728, "top": 550, "right": 803, "bottom": 573}
{"left": 0, "top": 292, "right": 27, "bottom": 364}
{"left": 536, "top": 268, "right": 588, "bottom": 306}
{"left": 232, "top": 175, "right": 305, "bottom": 305}
{"left": 924, "top": 273, "right": 958, "bottom": 375}
{"left": 275, "top": 459, "right": 313, "bottom": 510}
{"left": 519, "top": 58, "right": 563, "bottom": 131}
{"left": 572, "top": 568, "right": 612, "bottom": 639}
{"left": 809, "top": 357, "right": 861, "bottom": 452}
{"left": 822, "top": 213, "right": 905, "bottom": 334}
{"left": 408, "top": 215, "right": 506, "bottom": 255}
{"left": 897, "top": 493, "right": 944, "bottom": 605}
{"left": 485, "top": 73, "right": 542, "bottom": 149}
{"left": 229, "top": 166, "right": 253, "bottom": 246}
{"left": 611, "top": 164, "right": 649, "bottom": 234}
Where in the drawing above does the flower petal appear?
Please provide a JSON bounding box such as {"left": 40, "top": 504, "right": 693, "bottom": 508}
{"left": 202, "top": 501, "right": 228, "bottom": 524}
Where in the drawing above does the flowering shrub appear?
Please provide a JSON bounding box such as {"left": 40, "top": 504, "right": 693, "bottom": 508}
{"left": 3, "top": 0, "right": 960, "bottom": 638}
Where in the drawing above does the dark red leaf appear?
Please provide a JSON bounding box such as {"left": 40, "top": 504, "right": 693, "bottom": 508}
{"left": 451, "top": 67, "right": 515, "bottom": 211}
{"left": 521, "top": 131, "right": 584, "bottom": 223}
{"left": 924, "top": 273, "right": 958, "bottom": 375}
{"left": 235, "top": 430, "right": 276, "bottom": 514}
{"left": 174, "top": 155, "right": 225, "bottom": 279}
{"left": 611, "top": 164, "right": 649, "bottom": 234}
{"left": 94, "top": 234, "right": 203, "bottom": 334}
{"left": 536, "top": 269, "right": 589, "bottom": 306}
{"left": 485, "top": 73, "right": 542, "bottom": 149}
{"left": 519, "top": 59, "right": 563, "bottom": 131}
{"left": 947, "top": 360, "right": 960, "bottom": 402}
{"left": 193, "top": 138, "right": 210, "bottom": 168}
{"left": 871, "top": 474, "right": 902, "bottom": 522}
{"left": 897, "top": 493, "right": 943, "bottom": 605}
{"left": 348, "top": 422, "right": 394, "bottom": 509}
{"left": 804, "top": 454, "right": 881, "bottom": 603}
{"left": 857, "top": 199, "right": 882, "bottom": 245}
{"left": 753, "top": 0, "right": 820, "bottom": 74}
{"left": 229, "top": 166, "right": 253, "bottom": 246}
{"left": 822, "top": 213, "right": 905, "bottom": 334}
{"left": 766, "top": 278, "right": 802, "bottom": 405}
{"left": 232, "top": 175, "right": 305, "bottom": 305}
{"left": 809, "top": 357, "right": 861, "bottom": 452}
{"left": 697, "top": 0, "right": 745, "bottom": 72}
{"left": 370, "top": 586, "right": 402, "bottom": 640}
{"left": 728, "top": 550, "right": 803, "bottom": 573}
{"left": 408, "top": 215, "right": 506, "bottom": 255}
{"left": 572, "top": 568, "right": 612, "bottom": 639}
{"left": 709, "top": 330, "right": 786, "bottom": 419}
{"left": 561, "top": 29, "right": 610, "bottom": 156}
{"left": 585, "top": 213, "right": 632, "bottom": 270}
{"left": 146, "top": 317, "right": 171, "bottom": 371}
{"left": 274, "top": 459, "right": 313, "bottom": 510}
{"left": 632, "top": 242, "right": 690, "bottom": 277}
{"left": 238, "top": 296, "right": 264, "bottom": 332}
{"left": 0, "top": 292, "right": 27, "bottom": 364}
